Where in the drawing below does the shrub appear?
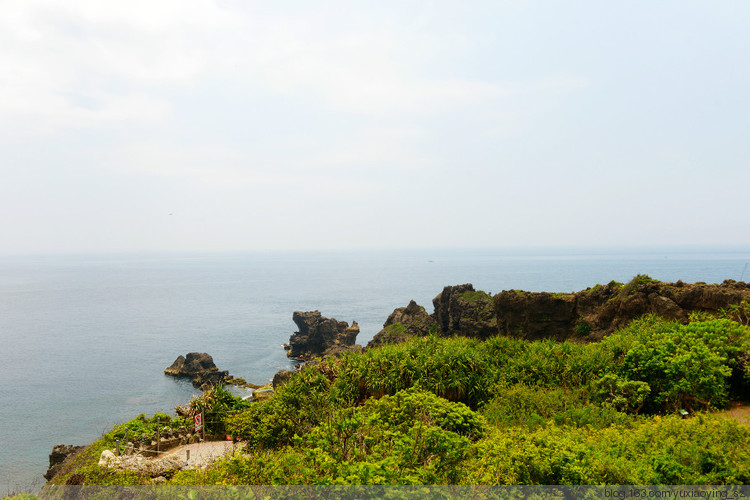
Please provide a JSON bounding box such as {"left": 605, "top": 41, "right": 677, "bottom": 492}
{"left": 481, "top": 383, "right": 634, "bottom": 430}
{"left": 293, "top": 388, "right": 482, "bottom": 484}
{"left": 188, "top": 385, "right": 251, "bottom": 437}
{"left": 461, "top": 414, "right": 750, "bottom": 484}
{"left": 593, "top": 373, "right": 650, "bottom": 414}
{"left": 622, "top": 319, "right": 749, "bottom": 412}
{"left": 332, "top": 336, "right": 493, "bottom": 407}
{"left": 226, "top": 370, "right": 333, "bottom": 448}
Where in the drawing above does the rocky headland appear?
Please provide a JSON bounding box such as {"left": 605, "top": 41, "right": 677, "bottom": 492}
{"left": 368, "top": 278, "right": 750, "bottom": 346}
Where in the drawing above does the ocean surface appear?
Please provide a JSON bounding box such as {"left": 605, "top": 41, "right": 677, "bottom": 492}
{"left": 1, "top": 247, "right": 748, "bottom": 491}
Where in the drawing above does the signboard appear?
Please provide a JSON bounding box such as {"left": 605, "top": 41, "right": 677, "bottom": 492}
{"left": 194, "top": 413, "right": 202, "bottom": 432}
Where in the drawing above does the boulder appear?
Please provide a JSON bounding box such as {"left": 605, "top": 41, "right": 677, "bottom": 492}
{"left": 164, "top": 353, "right": 229, "bottom": 388}
{"left": 252, "top": 383, "right": 274, "bottom": 402}
{"left": 367, "top": 300, "right": 437, "bottom": 348}
{"left": 98, "top": 450, "right": 117, "bottom": 468}
{"left": 285, "top": 311, "right": 359, "bottom": 360}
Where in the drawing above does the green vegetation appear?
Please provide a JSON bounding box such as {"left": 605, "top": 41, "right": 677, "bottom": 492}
{"left": 575, "top": 320, "right": 591, "bottom": 336}
{"left": 382, "top": 322, "right": 407, "bottom": 337}
{"left": 620, "top": 274, "right": 661, "bottom": 296}
{"left": 187, "top": 385, "right": 251, "bottom": 436}
{"left": 48, "top": 313, "right": 750, "bottom": 486}
{"left": 459, "top": 290, "right": 493, "bottom": 303}
{"left": 721, "top": 301, "right": 750, "bottom": 326}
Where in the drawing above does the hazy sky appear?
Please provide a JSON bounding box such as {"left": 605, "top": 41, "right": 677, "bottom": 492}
{"left": 1, "top": 1, "right": 748, "bottom": 254}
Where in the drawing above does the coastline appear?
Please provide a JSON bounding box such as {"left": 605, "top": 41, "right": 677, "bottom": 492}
{"left": 3, "top": 248, "right": 749, "bottom": 491}
{"left": 39, "top": 277, "right": 750, "bottom": 487}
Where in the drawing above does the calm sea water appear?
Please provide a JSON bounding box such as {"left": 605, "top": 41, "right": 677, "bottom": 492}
{"left": 1, "top": 247, "right": 748, "bottom": 491}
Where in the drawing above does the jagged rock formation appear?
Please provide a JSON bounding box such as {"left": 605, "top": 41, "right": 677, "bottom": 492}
{"left": 493, "top": 290, "right": 578, "bottom": 341}
{"left": 44, "top": 444, "right": 85, "bottom": 480}
{"left": 285, "top": 311, "right": 360, "bottom": 360}
{"left": 370, "top": 278, "right": 750, "bottom": 345}
{"left": 516, "top": 278, "right": 750, "bottom": 341}
{"left": 367, "top": 300, "right": 437, "bottom": 348}
{"left": 433, "top": 284, "right": 498, "bottom": 339}
{"left": 496, "top": 278, "right": 750, "bottom": 341}
{"left": 164, "top": 353, "right": 229, "bottom": 388}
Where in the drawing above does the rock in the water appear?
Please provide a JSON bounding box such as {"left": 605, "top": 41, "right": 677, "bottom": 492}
{"left": 165, "top": 352, "right": 218, "bottom": 376}
{"left": 164, "top": 352, "right": 229, "bottom": 388}
{"left": 44, "top": 444, "right": 84, "bottom": 480}
{"left": 286, "top": 311, "right": 359, "bottom": 360}
{"left": 367, "top": 300, "right": 437, "bottom": 348}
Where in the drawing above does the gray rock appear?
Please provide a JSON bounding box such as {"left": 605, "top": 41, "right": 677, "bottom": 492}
{"left": 286, "top": 311, "right": 359, "bottom": 360}
{"left": 164, "top": 352, "right": 230, "bottom": 388}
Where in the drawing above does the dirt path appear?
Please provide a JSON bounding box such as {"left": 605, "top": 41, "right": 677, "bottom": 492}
{"left": 164, "top": 440, "right": 240, "bottom": 468}
{"left": 721, "top": 402, "right": 750, "bottom": 425}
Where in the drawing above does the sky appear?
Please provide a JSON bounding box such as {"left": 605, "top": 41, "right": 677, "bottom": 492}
{"left": 1, "top": 1, "right": 749, "bottom": 254}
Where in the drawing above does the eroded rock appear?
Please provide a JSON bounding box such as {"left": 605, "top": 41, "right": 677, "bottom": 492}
{"left": 433, "top": 284, "right": 498, "bottom": 339}
{"left": 367, "top": 300, "right": 437, "bottom": 348}
{"left": 44, "top": 444, "right": 84, "bottom": 481}
{"left": 365, "top": 279, "right": 750, "bottom": 346}
{"left": 164, "top": 352, "right": 229, "bottom": 388}
{"left": 285, "top": 311, "right": 359, "bottom": 360}
{"left": 494, "top": 278, "right": 750, "bottom": 341}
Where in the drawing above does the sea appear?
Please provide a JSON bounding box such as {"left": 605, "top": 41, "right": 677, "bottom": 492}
{"left": 1, "top": 247, "right": 748, "bottom": 492}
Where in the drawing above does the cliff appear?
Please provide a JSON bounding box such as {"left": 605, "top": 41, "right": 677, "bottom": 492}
{"left": 369, "top": 278, "right": 750, "bottom": 345}
{"left": 496, "top": 278, "right": 750, "bottom": 341}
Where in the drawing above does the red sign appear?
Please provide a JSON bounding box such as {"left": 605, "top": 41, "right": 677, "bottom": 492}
{"left": 194, "top": 413, "right": 202, "bottom": 432}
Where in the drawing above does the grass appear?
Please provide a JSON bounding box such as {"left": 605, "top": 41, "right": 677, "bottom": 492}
{"left": 459, "top": 290, "right": 493, "bottom": 302}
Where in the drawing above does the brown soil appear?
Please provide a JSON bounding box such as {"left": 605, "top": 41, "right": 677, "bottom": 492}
{"left": 719, "top": 402, "right": 750, "bottom": 425}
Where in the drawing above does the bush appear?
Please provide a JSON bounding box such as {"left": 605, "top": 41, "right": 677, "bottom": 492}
{"left": 622, "top": 319, "right": 749, "bottom": 412}
{"left": 226, "top": 370, "right": 333, "bottom": 448}
{"left": 461, "top": 414, "right": 750, "bottom": 484}
{"left": 593, "top": 373, "right": 650, "bottom": 414}
{"left": 481, "top": 383, "right": 635, "bottom": 430}
{"left": 294, "top": 388, "right": 482, "bottom": 484}
{"left": 188, "top": 385, "right": 251, "bottom": 437}
{"left": 332, "top": 336, "right": 493, "bottom": 407}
